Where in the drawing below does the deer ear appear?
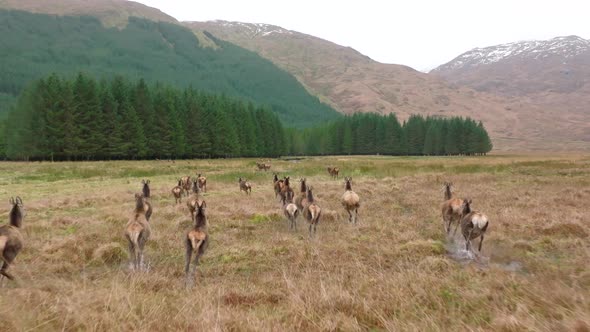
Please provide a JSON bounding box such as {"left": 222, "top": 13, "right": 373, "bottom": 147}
{"left": 200, "top": 201, "right": 207, "bottom": 209}
{"left": 16, "top": 197, "right": 22, "bottom": 205}
{"left": 9, "top": 197, "right": 14, "bottom": 205}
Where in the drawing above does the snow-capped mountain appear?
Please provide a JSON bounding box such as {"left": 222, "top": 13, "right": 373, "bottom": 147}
{"left": 433, "top": 36, "right": 590, "bottom": 72}
{"left": 431, "top": 36, "right": 590, "bottom": 97}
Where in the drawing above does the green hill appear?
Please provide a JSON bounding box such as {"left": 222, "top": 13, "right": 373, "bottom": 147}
{"left": 0, "top": 10, "right": 339, "bottom": 127}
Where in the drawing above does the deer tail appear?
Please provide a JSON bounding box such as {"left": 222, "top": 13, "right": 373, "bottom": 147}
{"left": 0, "top": 236, "right": 7, "bottom": 262}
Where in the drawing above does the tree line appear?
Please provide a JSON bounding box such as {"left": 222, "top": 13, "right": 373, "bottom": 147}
{"left": 1, "top": 73, "right": 492, "bottom": 160}
{"left": 288, "top": 113, "right": 492, "bottom": 156}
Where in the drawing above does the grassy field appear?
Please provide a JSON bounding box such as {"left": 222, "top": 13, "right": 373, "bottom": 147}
{"left": 0, "top": 154, "right": 589, "bottom": 331}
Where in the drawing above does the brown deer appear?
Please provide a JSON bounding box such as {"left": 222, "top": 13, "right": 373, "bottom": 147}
{"left": 459, "top": 199, "right": 489, "bottom": 253}
{"left": 187, "top": 179, "right": 204, "bottom": 220}
{"left": 283, "top": 190, "right": 299, "bottom": 230}
{"left": 180, "top": 176, "right": 191, "bottom": 196}
{"left": 196, "top": 173, "right": 207, "bottom": 193}
{"left": 279, "top": 176, "right": 294, "bottom": 204}
{"left": 341, "top": 177, "right": 360, "bottom": 224}
{"left": 141, "top": 179, "right": 151, "bottom": 198}
{"left": 256, "top": 162, "right": 271, "bottom": 171}
{"left": 327, "top": 167, "right": 340, "bottom": 179}
{"left": 273, "top": 174, "right": 284, "bottom": 199}
{"left": 125, "top": 194, "right": 151, "bottom": 271}
{"left": 0, "top": 197, "right": 25, "bottom": 284}
{"left": 295, "top": 178, "right": 308, "bottom": 213}
{"left": 185, "top": 200, "right": 209, "bottom": 286}
{"left": 172, "top": 179, "right": 183, "bottom": 204}
{"left": 441, "top": 182, "right": 465, "bottom": 235}
{"left": 239, "top": 177, "right": 252, "bottom": 195}
{"left": 303, "top": 186, "right": 322, "bottom": 237}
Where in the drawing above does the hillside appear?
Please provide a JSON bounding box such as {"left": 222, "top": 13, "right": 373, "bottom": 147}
{"left": 431, "top": 35, "right": 590, "bottom": 146}
{"left": 0, "top": 0, "right": 177, "bottom": 27}
{"left": 186, "top": 22, "right": 590, "bottom": 150}
{"left": 431, "top": 36, "right": 590, "bottom": 96}
{"left": 0, "top": 8, "right": 338, "bottom": 127}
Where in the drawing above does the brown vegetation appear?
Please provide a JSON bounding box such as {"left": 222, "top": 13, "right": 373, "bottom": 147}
{"left": 0, "top": 155, "right": 588, "bottom": 330}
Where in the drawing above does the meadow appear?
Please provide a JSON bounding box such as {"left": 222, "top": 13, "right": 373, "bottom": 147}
{"left": 0, "top": 154, "right": 589, "bottom": 331}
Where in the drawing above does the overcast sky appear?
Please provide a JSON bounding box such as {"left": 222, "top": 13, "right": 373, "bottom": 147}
{"left": 135, "top": 0, "right": 590, "bottom": 71}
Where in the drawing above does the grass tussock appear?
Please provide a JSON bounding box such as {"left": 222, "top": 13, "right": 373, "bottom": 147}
{"left": 0, "top": 154, "right": 588, "bottom": 330}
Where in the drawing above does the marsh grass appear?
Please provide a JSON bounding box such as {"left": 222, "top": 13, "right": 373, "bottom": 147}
{"left": 0, "top": 155, "right": 588, "bottom": 331}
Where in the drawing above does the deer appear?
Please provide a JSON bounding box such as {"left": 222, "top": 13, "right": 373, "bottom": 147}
{"left": 0, "top": 197, "right": 25, "bottom": 284}
{"left": 283, "top": 190, "right": 299, "bottom": 230}
{"left": 459, "top": 199, "right": 489, "bottom": 254}
{"left": 196, "top": 173, "right": 207, "bottom": 193}
{"left": 141, "top": 179, "right": 151, "bottom": 198}
{"left": 180, "top": 176, "right": 191, "bottom": 197}
{"left": 279, "top": 176, "right": 294, "bottom": 205}
{"left": 185, "top": 200, "right": 209, "bottom": 286}
{"left": 172, "top": 179, "right": 183, "bottom": 204}
{"left": 295, "top": 178, "right": 308, "bottom": 213}
{"left": 256, "top": 162, "right": 271, "bottom": 171}
{"left": 239, "top": 177, "right": 252, "bottom": 195}
{"left": 341, "top": 177, "right": 360, "bottom": 224}
{"left": 187, "top": 179, "right": 204, "bottom": 220}
{"left": 273, "top": 174, "right": 284, "bottom": 199}
{"left": 327, "top": 167, "right": 340, "bottom": 179}
{"left": 441, "top": 182, "right": 465, "bottom": 236}
{"left": 303, "top": 186, "right": 321, "bottom": 237}
{"left": 125, "top": 193, "right": 151, "bottom": 271}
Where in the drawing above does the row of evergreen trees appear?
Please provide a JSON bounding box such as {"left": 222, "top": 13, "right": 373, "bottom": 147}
{"left": 289, "top": 113, "right": 492, "bottom": 156}
{"left": 1, "top": 73, "right": 492, "bottom": 160}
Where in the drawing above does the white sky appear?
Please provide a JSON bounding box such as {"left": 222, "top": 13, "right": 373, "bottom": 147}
{"left": 135, "top": 0, "right": 590, "bottom": 71}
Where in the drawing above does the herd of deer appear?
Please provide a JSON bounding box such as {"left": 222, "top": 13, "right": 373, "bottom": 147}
{"left": 0, "top": 166, "right": 490, "bottom": 286}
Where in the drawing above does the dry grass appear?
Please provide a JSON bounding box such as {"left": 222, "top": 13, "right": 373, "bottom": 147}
{"left": 0, "top": 154, "right": 589, "bottom": 331}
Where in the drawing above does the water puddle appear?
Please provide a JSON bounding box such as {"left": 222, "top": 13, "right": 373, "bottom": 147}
{"left": 446, "top": 234, "right": 524, "bottom": 273}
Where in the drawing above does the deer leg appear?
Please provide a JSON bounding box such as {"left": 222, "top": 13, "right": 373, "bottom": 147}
{"left": 347, "top": 210, "right": 352, "bottom": 223}
{"left": 465, "top": 229, "right": 474, "bottom": 252}
{"left": 185, "top": 240, "right": 193, "bottom": 275}
{"left": 128, "top": 241, "right": 136, "bottom": 270}
{"left": 354, "top": 209, "right": 358, "bottom": 224}
{"left": 452, "top": 217, "right": 461, "bottom": 236}
{"left": 478, "top": 235, "right": 485, "bottom": 252}
{"left": 309, "top": 224, "right": 313, "bottom": 238}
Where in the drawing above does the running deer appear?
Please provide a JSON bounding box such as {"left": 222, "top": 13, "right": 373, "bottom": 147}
{"left": 459, "top": 199, "right": 490, "bottom": 253}
{"left": 283, "top": 190, "right": 299, "bottom": 230}
{"left": 172, "top": 179, "right": 183, "bottom": 204}
{"left": 239, "top": 177, "right": 252, "bottom": 195}
{"left": 141, "top": 179, "right": 151, "bottom": 198}
{"left": 279, "top": 176, "right": 294, "bottom": 204}
{"left": 273, "top": 174, "right": 284, "bottom": 199}
{"left": 196, "top": 173, "right": 207, "bottom": 193}
{"left": 327, "top": 167, "right": 340, "bottom": 179}
{"left": 187, "top": 179, "right": 204, "bottom": 220}
{"left": 303, "top": 186, "right": 321, "bottom": 237}
{"left": 295, "top": 178, "right": 308, "bottom": 213}
{"left": 0, "top": 197, "right": 25, "bottom": 284}
{"left": 341, "top": 177, "right": 360, "bottom": 224}
{"left": 125, "top": 193, "right": 151, "bottom": 271}
{"left": 180, "top": 176, "right": 191, "bottom": 197}
{"left": 185, "top": 200, "right": 209, "bottom": 285}
{"left": 441, "top": 182, "right": 465, "bottom": 235}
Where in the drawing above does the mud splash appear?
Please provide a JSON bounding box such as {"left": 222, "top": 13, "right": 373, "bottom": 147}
{"left": 446, "top": 234, "right": 524, "bottom": 273}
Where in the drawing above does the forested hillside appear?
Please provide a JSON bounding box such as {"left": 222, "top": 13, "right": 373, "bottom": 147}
{"left": 0, "top": 10, "right": 338, "bottom": 126}
{"left": 3, "top": 73, "right": 492, "bottom": 160}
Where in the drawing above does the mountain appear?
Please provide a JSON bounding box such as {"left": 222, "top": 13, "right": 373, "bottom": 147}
{"left": 185, "top": 21, "right": 590, "bottom": 150}
{"left": 431, "top": 36, "right": 590, "bottom": 96}
{"left": 431, "top": 36, "right": 590, "bottom": 147}
{"left": 0, "top": 0, "right": 177, "bottom": 27}
{"left": 0, "top": 4, "right": 339, "bottom": 127}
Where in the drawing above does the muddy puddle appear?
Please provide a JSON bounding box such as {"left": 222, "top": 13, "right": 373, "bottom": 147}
{"left": 445, "top": 234, "right": 524, "bottom": 273}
